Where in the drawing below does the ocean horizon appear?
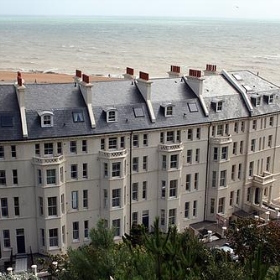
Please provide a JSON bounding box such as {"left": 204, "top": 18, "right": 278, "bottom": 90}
{"left": 1, "top": 15, "right": 280, "bottom": 85}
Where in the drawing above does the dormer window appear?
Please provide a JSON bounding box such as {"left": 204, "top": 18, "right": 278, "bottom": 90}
{"left": 166, "top": 106, "right": 173, "bottom": 116}
{"left": 264, "top": 94, "right": 275, "bottom": 104}
{"left": 211, "top": 99, "right": 224, "bottom": 112}
{"left": 105, "top": 108, "right": 117, "bottom": 123}
{"left": 217, "top": 101, "right": 223, "bottom": 111}
{"left": 268, "top": 94, "right": 274, "bottom": 104}
{"left": 162, "top": 103, "right": 175, "bottom": 117}
{"left": 251, "top": 95, "right": 261, "bottom": 106}
{"left": 73, "top": 111, "right": 84, "bottom": 122}
{"left": 38, "top": 111, "right": 54, "bottom": 128}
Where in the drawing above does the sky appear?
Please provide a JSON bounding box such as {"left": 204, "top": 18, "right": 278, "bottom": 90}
{"left": 1, "top": 0, "right": 280, "bottom": 20}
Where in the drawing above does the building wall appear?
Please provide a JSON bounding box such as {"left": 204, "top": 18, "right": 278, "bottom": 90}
{"left": 0, "top": 113, "right": 280, "bottom": 260}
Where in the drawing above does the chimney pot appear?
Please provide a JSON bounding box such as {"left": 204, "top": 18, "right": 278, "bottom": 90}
{"left": 139, "top": 71, "right": 149, "bottom": 81}
{"left": 126, "top": 67, "right": 134, "bottom": 76}
{"left": 82, "top": 74, "right": 90, "bottom": 84}
{"left": 205, "top": 64, "right": 217, "bottom": 72}
{"left": 76, "top": 69, "right": 82, "bottom": 78}
{"left": 17, "top": 76, "right": 23, "bottom": 86}
{"left": 171, "top": 65, "right": 180, "bottom": 73}
{"left": 189, "top": 69, "right": 202, "bottom": 78}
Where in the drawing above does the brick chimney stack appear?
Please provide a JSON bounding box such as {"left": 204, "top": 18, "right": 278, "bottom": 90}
{"left": 74, "top": 70, "right": 95, "bottom": 128}
{"left": 82, "top": 74, "right": 90, "bottom": 84}
{"left": 136, "top": 71, "right": 155, "bottom": 123}
{"left": 186, "top": 69, "right": 204, "bottom": 96}
{"left": 123, "top": 67, "right": 136, "bottom": 80}
{"left": 73, "top": 69, "right": 82, "bottom": 85}
{"left": 168, "top": 65, "right": 181, "bottom": 78}
{"left": 14, "top": 72, "right": 28, "bottom": 137}
{"left": 204, "top": 64, "right": 218, "bottom": 75}
{"left": 15, "top": 71, "right": 25, "bottom": 105}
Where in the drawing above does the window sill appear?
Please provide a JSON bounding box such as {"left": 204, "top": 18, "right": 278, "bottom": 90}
{"left": 72, "top": 239, "right": 80, "bottom": 243}
{"left": 3, "top": 248, "right": 12, "bottom": 252}
{"left": 49, "top": 246, "right": 59, "bottom": 251}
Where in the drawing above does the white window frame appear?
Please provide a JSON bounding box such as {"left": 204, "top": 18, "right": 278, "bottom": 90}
{"left": 49, "top": 228, "right": 58, "bottom": 247}
{"left": 219, "top": 170, "right": 227, "bottom": 187}
{"left": 46, "top": 169, "right": 56, "bottom": 185}
{"left": 72, "top": 221, "right": 79, "bottom": 241}
{"left": 106, "top": 109, "right": 117, "bottom": 123}
{"left": 132, "top": 183, "right": 138, "bottom": 201}
{"left": 47, "top": 197, "right": 57, "bottom": 216}
{"left": 112, "top": 162, "right": 121, "bottom": 177}
{"left": 71, "top": 191, "right": 78, "bottom": 209}
{"left": 169, "top": 180, "right": 177, "bottom": 198}
{"left": 112, "top": 188, "right": 121, "bottom": 207}
{"left": 168, "top": 208, "right": 176, "bottom": 225}
{"left": 170, "top": 154, "right": 178, "bottom": 169}
{"left": 112, "top": 219, "right": 121, "bottom": 237}
{"left": 39, "top": 111, "right": 54, "bottom": 128}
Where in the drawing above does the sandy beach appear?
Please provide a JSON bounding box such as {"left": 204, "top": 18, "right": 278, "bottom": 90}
{"left": 0, "top": 71, "right": 118, "bottom": 84}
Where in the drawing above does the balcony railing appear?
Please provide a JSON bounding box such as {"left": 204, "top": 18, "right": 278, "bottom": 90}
{"left": 210, "top": 135, "right": 232, "bottom": 145}
{"left": 253, "top": 171, "right": 275, "bottom": 187}
{"left": 99, "top": 149, "right": 127, "bottom": 159}
{"left": 33, "top": 155, "right": 64, "bottom": 165}
{"left": 158, "top": 143, "right": 183, "bottom": 152}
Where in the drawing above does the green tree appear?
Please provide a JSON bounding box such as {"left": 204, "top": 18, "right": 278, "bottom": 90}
{"left": 227, "top": 218, "right": 280, "bottom": 265}
{"left": 123, "top": 217, "right": 209, "bottom": 280}
{"left": 59, "top": 219, "right": 119, "bottom": 280}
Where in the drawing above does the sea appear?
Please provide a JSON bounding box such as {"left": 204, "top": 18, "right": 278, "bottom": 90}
{"left": 1, "top": 15, "right": 280, "bottom": 85}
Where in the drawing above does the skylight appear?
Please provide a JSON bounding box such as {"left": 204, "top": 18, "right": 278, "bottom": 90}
{"left": 133, "top": 107, "right": 144, "bottom": 118}
{"left": 188, "top": 103, "right": 198, "bottom": 112}
{"left": 1, "top": 115, "right": 13, "bottom": 127}
{"left": 73, "top": 111, "right": 84, "bottom": 122}
{"left": 232, "top": 74, "right": 243, "bottom": 81}
{"left": 243, "top": 85, "right": 253, "bottom": 92}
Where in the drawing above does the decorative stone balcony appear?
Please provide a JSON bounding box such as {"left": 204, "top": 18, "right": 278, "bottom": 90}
{"left": 99, "top": 149, "right": 127, "bottom": 159}
{"left": 210, "top": 135, "right": 232, "bottom": 145}
{"left": 158, "top": 142, "right": 183, "bottom": 152}
{"left": 253, "top": 171, "right": 275, "bottom": 188}
{"left": 33, "top": 155, "right": 64, "bottom": 165}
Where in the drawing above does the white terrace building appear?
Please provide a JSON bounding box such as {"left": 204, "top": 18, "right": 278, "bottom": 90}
{"left": 1, "top": 64, "right": 280, "bottom": 262}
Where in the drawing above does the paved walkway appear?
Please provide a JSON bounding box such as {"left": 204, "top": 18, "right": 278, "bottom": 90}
{"left": 15, "top": 257, "right": 27, "bottom": 273}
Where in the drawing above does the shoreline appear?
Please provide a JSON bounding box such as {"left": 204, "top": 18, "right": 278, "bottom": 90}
{"left": 0, "top": 71, "right": 120, "bottom": 84}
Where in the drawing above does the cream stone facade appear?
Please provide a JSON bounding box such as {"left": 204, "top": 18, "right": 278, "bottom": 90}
{"left": 1, "top": 65, "right": 280, "bottom": 262}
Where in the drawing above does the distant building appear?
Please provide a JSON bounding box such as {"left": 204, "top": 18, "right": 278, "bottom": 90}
{"left": 0, "top": 65, "right": 279, "bottom": 262}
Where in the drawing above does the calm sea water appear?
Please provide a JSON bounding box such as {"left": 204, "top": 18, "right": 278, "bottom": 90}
{"left": 1, "top": 15, "right": 280, "bottom": 85}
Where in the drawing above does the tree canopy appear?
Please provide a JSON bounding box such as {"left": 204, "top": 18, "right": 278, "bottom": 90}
{"left": 37, "top": 217, "right": 280, "bottom": 280}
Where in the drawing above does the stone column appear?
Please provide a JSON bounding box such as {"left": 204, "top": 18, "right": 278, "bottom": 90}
{"left": 7, "top": 267, "right": 13, "bottom": 275}
{"left": 222, "top": 226, "right": 227, "bottom": 238}
{"left": 207, "top": 230, "right": 212, "bottom": 242}
{"left": 31, "top": 264, "right": 37, "bottom": 276}
{"left": 259, "top": 188, "right": 263, "bottom": 207}
{"left": 268, "top": 185, "right": 272, "bottom": 203}
{"left": 265, "top": 211, "right": 270, "bottom": 223}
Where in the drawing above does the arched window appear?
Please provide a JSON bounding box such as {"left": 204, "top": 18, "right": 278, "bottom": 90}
{"left": 38, "top": 111, "right": 54, "bottom": 127}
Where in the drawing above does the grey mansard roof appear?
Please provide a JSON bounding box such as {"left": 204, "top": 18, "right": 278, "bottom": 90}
{"left": 229, "top": 70, "right": 280, "bottom": 116}
{"left": 202, "top": 74, "right": 250, "bottom": 121}
{"left": 0, "top": 85, "right": 24, "bottom": 141}
{"left": 0, "top": 69, "right": 280, "bottom": 141}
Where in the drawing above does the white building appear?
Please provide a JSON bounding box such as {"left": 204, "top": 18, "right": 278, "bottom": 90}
{"left": 0, "top": 64, "right": 280, "bottom": 262}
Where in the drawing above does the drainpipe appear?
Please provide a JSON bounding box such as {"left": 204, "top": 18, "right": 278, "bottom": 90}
{"left": 129, "top": 131, "right": 133, "bottom": 231}
{"left": 243, "top": 117, "right": 251, "bottom": 207}
{"left": 204, "top": 123, "right": 211, "bottom": 220}
{"left": 272, "top": 114, "right": 278, "bottom": 176}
